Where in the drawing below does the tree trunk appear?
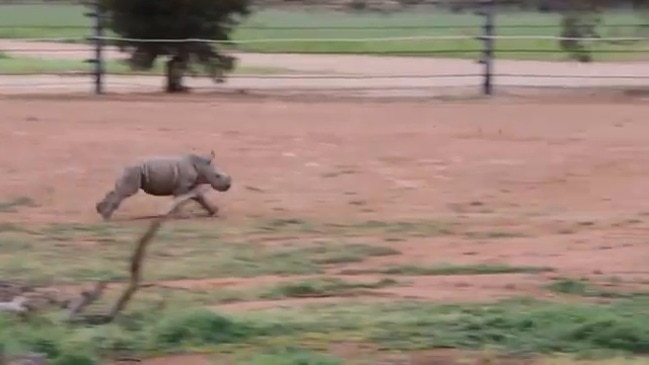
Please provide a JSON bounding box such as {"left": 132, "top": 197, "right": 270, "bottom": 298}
{"left": 165, "top": 56, "right": 188, "bottom": 93}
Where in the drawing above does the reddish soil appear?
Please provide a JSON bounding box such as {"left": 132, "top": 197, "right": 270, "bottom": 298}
{"left": 1, "top": 93, "right": 648, "bottom": 363}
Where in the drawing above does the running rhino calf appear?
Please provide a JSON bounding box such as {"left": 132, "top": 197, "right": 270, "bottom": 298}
{"left": 96, "top": 151, "right": 232, "bottom": 221}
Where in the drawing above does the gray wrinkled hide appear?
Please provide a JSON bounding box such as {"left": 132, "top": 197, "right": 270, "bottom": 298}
{"left": 96, "top": 152, "right": 231, "bottom": 221}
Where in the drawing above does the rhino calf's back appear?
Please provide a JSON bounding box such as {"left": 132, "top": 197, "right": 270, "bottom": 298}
{"left": 139, "top": 157, "right": 198, "bottom": 196}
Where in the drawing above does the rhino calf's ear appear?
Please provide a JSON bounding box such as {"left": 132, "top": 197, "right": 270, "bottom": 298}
{"left": 209, "top": 150, "right": 215, "bottom": 161}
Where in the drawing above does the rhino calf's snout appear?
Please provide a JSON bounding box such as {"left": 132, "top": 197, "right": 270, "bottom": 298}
{"left": 217, "top": 174, "right": 232, "bottom": 192}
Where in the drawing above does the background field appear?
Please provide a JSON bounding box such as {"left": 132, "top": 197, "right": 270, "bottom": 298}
{"left": 0, "top": 95, "right": 648, "bottom": 364}
{"left": 0, "top": 5, "right": 647, "bottom": 61}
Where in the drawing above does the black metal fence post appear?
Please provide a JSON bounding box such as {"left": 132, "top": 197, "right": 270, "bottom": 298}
{"left": 84, "top": 0, "right": 104, "bottom": 94}
{"left": 476, "top": 0, "right": 495, "bottom": 95}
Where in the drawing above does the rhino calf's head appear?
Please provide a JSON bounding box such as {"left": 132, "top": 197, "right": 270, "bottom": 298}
{"left": 193, "top": 150, "right": 232, "bottom": 192}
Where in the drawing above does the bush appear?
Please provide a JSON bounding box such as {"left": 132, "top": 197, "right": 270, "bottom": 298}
{"left": 151, "top": 309, "right": 255, "bottom": 347}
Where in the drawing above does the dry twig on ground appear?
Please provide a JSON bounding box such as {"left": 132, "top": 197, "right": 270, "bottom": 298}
{"left": 102, "top": 187, "right": 206, "bottom": 323}
{"left": 1, "top": 187, "right": 206, "bottom": 325}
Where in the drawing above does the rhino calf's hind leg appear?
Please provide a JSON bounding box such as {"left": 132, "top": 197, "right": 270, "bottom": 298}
{"left": 96, "top": 166, "right": 142, "bottom": 221}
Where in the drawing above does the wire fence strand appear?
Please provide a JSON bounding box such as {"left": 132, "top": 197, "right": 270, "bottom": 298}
{"left": 1, "top": 14, "right": 648, "bottom": 95}
{"left": 3, "top": 33, "right": 648, "bottom": 43}
{"left": 89, "top": 35, "right": 649, "bottom": 43}
{"left": 0, "top": 23, "right": 647, "bottom": 30}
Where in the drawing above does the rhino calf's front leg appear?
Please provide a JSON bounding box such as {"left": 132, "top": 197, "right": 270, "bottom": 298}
{"left": 191, "top": 193, "right": 219, "bottom": 216}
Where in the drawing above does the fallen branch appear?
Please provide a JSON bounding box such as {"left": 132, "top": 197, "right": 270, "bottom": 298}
{"left": 102, "top": 187, "right": 206, "bottom": 323}
{"left": 1, "top": 188, "right": 207, "bottom": 325}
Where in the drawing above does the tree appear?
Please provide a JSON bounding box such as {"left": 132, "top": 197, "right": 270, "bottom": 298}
{"left": 98, "top": 0, "right": 252, "bottom": 92}
{"left": 557, "top": 0, "right": 647, "bottom": 62}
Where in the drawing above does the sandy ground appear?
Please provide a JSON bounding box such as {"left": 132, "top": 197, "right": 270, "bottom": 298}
{"left": 1, "top": 41, "right": 649, "bottom": 365}
{"left": 0, "top": 40, "right": 647, "bottom": 96}
{"left": 0, "top": 96, "right": 646, "bottom": 365}
{"left": 1, "top": 96, "right": 648, "bottom": 282}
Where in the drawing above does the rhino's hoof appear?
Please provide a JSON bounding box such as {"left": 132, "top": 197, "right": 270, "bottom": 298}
{"left": 96, "top": 202, "right": 109, "bottom": 220}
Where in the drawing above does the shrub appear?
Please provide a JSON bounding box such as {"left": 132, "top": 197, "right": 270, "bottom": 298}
{"left": 151, "top": 309, "right": 254, "bottom": 347}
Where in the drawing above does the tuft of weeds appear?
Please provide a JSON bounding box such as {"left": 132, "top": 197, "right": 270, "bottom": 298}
{"left": 253, "top": 218, "right": 319, "bottom": 234}
{"left": 260, "top": 277, "right": 399, "bottom": 299}
{"left": 251, "top": 218, "right": 456, "bottom": 238}
{"left": 310, "top": 243, "right": 400, "bottom": 265}
{"left": 546, "top": 278, "right": 647, "bottom": 299}
{"left": 152, "top": 309, "right": 257, "bottom": 347}
{"left": 379, "top": 263, "right": 554, "bottom": 276}
{"left": 464, "top": 231, "right": 527, "bottom": 239}
{"left": 235, "top": 346, "right": 343, "bottom": 365}
{"left": 0, "top": 196, "right": 37, "bottom": 212}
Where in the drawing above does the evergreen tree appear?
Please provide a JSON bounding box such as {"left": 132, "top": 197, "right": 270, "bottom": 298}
{"left": 99, "top": 0, "right": 252, "bottom": 92}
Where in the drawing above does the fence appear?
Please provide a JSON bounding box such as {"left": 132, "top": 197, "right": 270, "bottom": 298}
{"left": 0, "top": 0, "right": 647, "bottom": 97}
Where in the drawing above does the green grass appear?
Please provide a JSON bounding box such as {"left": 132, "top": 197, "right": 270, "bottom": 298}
{"left": 0, "top": 52, "right": 294, "bottom": 75}
{"left": 1, "top": 217, "right": 648, "bottom": 363}
{"left": 0, "top": 5, "right": 646, "bottom": 60}
{"left": 0, "top": 195, "right": 37, "bottom": 212}
{"left": 464, "top": 230, "right": 528, "bottom": 239}
{"left": 2, "top": 296, "right": 649, "bottom": 363}
{"left": 250, "top": 217, "right": 456, "bottom": 237}
{"left": 258, "top": 277, "right": 399, "bottom": 299}
{"left": 233, "top": 347, "right": 344, "bottom": 365}
{"left": 547, "top": 278, "right": 648, "bottom": 299}
{"left": 348, "top": 263, "right": 554, "bottom": 276}
{"left": 147, "top": 277, "right": 401, "bottom": 305}
{"left": 236, "top": 347, "right": 344, "bottom": 365}
{"left": 0, "top": 222, "right": 403, "bottom": 285}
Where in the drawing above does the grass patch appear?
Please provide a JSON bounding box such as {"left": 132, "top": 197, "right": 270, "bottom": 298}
{"left": 539, "top": 358, "right": 649, "bottom": 365}
{"left": 251, "top": 218, "right": 456, "bottom": 237}
{"left": 0, "top": 196, "right": 36, "bottom": 212}
{"left": 241, "top": 296, "right": 649, "bottom": 354}
{"left": 0, "top": 223, "right": 400, "bottom": 285}
{"left": 0, "top": 54, "right": 293, "bottom": 75}
{"left": 1, "top": 296, "right": 649, "bottom": 361}
{"left": 140, "top": 277, "right": 399, "bottom": 305}
{"left": 378, "top": 263, "right": 554, "bottom": 276}
{"left": 546, "top": 278, "right": 647, "bottom": 299}
{"left": 309, "top": 242, "right": 400, "bottom": 264}
{"left": 235, "top": 347, "right": 343, "bottom": 365}
{"left": 259, "top": 277, "right": 399, "bottom": 299}
{"left": 464, "top": 230, "right": 527, "bottom": 239}
{"left": 0, "top": 307, "right": 295, "bottom": 363}
{"left": 252, "top": 218, "right": 319, "bottom": 234}
{"left": 0, "top": 6, "right": 645, "bottom": 60}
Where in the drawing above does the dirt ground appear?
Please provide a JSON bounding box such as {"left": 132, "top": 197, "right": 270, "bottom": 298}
{"left": 1, "top": 94, "right": 649, "bottom": 364}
